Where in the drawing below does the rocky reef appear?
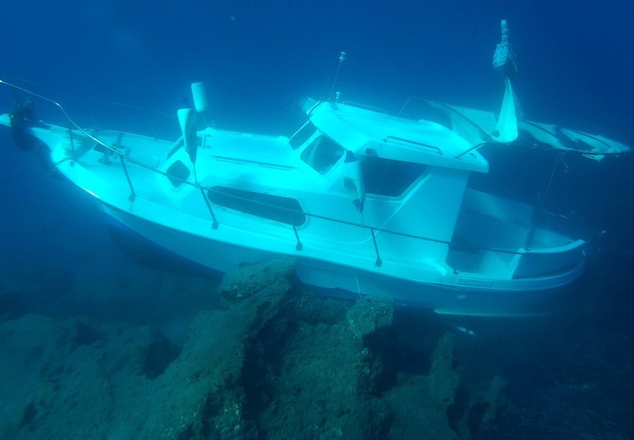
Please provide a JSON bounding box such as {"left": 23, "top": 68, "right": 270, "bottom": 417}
{"left": 0, "top": 258, "right": 506, "bottom": 439}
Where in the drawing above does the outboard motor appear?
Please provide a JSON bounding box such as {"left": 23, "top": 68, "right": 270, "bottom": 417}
{"left": 9, "top": 96, "right": 39, "bottom": 151}
{"left": 8, "top": 96, "right": 59, "bottom": 176}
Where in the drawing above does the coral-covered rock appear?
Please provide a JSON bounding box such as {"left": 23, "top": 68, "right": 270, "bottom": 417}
{"left": 217, "top": 258, "right": 296, "bottom": 303}
{"left": 137, "top": 257, "right": 299, "bottom": 439}
{"left": 383, "top": 332, "right": 461, "bottom": 440}
{"left": 346, "top": 295, "right": 393, "bottom": 340}
{"left": 0, "top": 258, "right": 516, "bottom": 440}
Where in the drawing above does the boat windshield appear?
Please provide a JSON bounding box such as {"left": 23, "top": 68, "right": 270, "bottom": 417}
{"left": 289, "top": 121, "right": 317, "bottom": 150}
{"left": 300, "top": 135, "right": 345, "bottom": 174}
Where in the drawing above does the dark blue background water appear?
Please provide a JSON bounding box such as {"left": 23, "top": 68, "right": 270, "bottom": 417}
{"left": 1, "top": 1, "right": 633, "bottom": 437}
{"left": 2, "top": 0, "right": 633, "bottom": 280}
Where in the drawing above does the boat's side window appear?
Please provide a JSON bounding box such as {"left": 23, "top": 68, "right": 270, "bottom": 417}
{"left": 289, "top": 121, "right": 316, "bottom": 150}
{"left": 208, "top": 186, "right": 306, "bottom": 226}
{"left": 300, "top": 136, "right": 345, "bottom": 174}
{"left": 166, "top": 160, "right": 190, "bottom": 188}
{"left": 362, "top": 156, "right": 427, "bottom": 196}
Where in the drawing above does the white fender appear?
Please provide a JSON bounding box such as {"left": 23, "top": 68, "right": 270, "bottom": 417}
{"left": 191, "top": 82, "right": 209, "bottom": 113}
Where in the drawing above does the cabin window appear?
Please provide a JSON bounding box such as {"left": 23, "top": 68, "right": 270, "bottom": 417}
{"left": 362, "top": 156, "right": 427, "bottom": 196}
{"left": 208, "top": 187, "right": 306, "bottom": 226}
{"left": 300, "top": 136, "right": 345, "bottom": 174}
{"left": 289, "top": 121, "right": 316, "bottom": 150}
{"left": 166, "top": 160, "right": 190, "bottom": 188}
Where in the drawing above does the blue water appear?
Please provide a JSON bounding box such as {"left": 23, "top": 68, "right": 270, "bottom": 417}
{"left": 1, "top": 1, "right": 633, "bottom": 438}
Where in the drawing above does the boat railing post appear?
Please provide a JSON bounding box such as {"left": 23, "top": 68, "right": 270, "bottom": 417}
{"left": 447, "top": 243, "right": 459, "bottom": 275}
{"left": 369, "top": 228, "right": 382, "bottom": 267}
{"left": 67, "top": 128, "right": 75, "bottom": 154}
{"left": 198, "top": 186, "right": 219, "bottom": 229}
{"left": 118, "top": 154, "right": 137, "bottom": 202}
{"left": 291, "top": 222, "right": 303, "bottom": 251}
{"left": 287, "top": 210, "right": 303, "bottom": 251}
{"left": 112, "top": 132, "right": 136, "bottom": 202}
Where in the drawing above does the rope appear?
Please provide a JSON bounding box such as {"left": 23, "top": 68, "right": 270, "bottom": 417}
{"left": 525, "top": 151, "right": 561, "bottom": 247}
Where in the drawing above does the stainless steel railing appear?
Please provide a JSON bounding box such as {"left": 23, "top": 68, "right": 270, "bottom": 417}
{"left": 3, "top": 79, "right": 569, "bottom": 276}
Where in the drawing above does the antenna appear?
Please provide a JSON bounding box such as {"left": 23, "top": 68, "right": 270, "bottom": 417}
{"left": 328, "top": 51, "right": 347, "bottom": 102}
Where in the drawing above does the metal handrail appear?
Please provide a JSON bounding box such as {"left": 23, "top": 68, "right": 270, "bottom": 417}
{"left": 1, "top": 79, "right": 540, "bottom": 268}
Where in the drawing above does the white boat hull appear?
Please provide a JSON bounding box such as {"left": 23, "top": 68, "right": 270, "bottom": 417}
{"left": 1, "top": 66, "right": 608, "bottom": 317}
{"left": 100, "top": 201, "right": 585, "bottom": 317}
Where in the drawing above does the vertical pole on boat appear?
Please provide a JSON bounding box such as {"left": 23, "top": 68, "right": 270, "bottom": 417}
{"left": 447, "top": 244, "right": 459, "bottom": 275}
{"left": 328, "top": 51, "right": 347, "bottom": 102}
{"left": 291, "top": 224, "right": 303, "bottom": 251}
{"left": 195, "top": 167, "right": 219, "bottom": 229}
{"left": 67, "top": 128, "right": 75, "bottom": 154}
{"left": 369, "top": 228, "right": 382, "bottom": 267}
{"left": 119, "top": 155, "right": 137, "bottom": 202}
{"left": 285, "top": 209, "right": 303, "bottom": 250}
{"left": 112, "top": 132, "right": 137, "bottom": 202}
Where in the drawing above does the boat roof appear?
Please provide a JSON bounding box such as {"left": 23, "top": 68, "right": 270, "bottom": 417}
{"left": 304, "top": 99, "right": 489, "bottom": 173}
{"left": 430, "top": 102, "right": 632, "bottom": 161}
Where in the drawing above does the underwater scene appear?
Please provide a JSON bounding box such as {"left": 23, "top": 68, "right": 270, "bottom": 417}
{"left": 1, "top": 1, "right": 633, "bottom": 439}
